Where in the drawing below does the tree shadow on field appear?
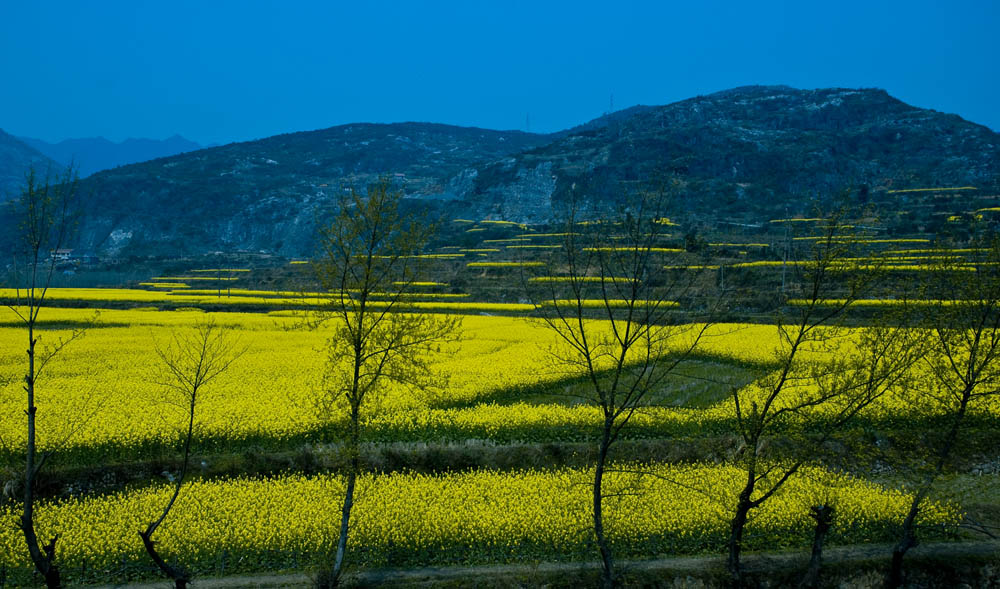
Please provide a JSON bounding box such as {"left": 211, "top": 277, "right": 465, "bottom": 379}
{"left": 451, "top": 352, "right": 761, "bottom": 410}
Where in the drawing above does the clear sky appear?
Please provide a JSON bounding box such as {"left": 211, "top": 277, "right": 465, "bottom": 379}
{"left": 1, "top": 0, "right": 997, "bottom": 145}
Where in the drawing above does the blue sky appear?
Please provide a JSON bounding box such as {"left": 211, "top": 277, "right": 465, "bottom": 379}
{"left": 1, "top": 0, "right": 997, "bottom": 145}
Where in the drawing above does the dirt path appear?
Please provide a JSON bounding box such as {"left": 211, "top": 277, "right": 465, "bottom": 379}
{"left": 89, "top": 540, "right": 999, "bottom": 588}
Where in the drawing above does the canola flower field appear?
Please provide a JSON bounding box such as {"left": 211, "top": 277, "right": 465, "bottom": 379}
{"left": 0, "top": 465, "right": 960, "bottom": 576}
{"left": 0, "top": 303, "right": 987, "bottom": 582}
{"left": 0, "top": 288, "right": 538, "bottom": 313}
{"left": 1, "top": 307, "right": 995, "bottom": 461}
{"left": 0, "top": 308, "right": 768, "bottom": 458}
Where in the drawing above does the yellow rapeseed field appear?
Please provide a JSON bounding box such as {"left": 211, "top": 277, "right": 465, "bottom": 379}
{"left": 1, "top": 307, "right": 992, "bottom": 458}
{"left": 0, "top": 309, "right": 773, "bottom": 456}
{"left": 0, "top": 464, "right": 959, "bottom": 574}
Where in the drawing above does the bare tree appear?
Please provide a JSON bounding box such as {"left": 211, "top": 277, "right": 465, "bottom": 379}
{"left": 138, "top": 319, "right": 243, "bottom": 589}
{"left": 4, "top": 166, "right": 80, "bottom": 589}
{"left": 723, "top": 215, "right": 924, "bottom": 586}
{"left": 524, "top": 188, "right": 715, "bottom": 589}
{"left": 887, "top": 234, "right": 1000, "bottom": 587}
{"left": 311, "top": 179, "right": 459, "bottom": 587}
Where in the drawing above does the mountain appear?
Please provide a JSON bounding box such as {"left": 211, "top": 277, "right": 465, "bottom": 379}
{"left": 452, "top": 86, "right": 1000, "bottom": 222}
{"left": 18, "top": 134, "right": 203, "bottom": 177}
{"left": 0, "top": 129, "right": 65, "bottom": 200}
{"left": 61, "top": 123, "right": 550, "bottom": 257}
{"left": 5, "top": 86, "right": 998, "bottom": 258}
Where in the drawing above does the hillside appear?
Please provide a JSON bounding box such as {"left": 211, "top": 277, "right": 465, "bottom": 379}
{"left": 65, "top": 123, "right": 550, "bottom": 257}
{"left": 18, "top": 134, "right": 203, "bottom": 177}
{"left": 453, "top": 86, "right": 1000, "bottom": 222}
{"left": 0, "top": 129, "right": 64, "bottom": 200}
{"left": 5, "top": 86, "right": 998, "bottom": 258}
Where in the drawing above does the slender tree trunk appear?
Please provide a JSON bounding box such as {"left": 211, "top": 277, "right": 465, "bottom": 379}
{"left": 21, "top": 322, "right": 61, "bottom": 589}
{"left": 727, "top": 499, "right": 752, "bottom": 587}
{"left": 799, "top": 504, "right": 834, "bottom": 589}
{"left": 728, "top": 464, "right": 757, "bottom": 587}
{"left": 888, "top": 393, "right": 970, "bottom": 588}
{"left": 330, "top": 406, "right": 360, "bottom": 587}
{"left": 594, "top": 423, "right": 615, "bottom": 589}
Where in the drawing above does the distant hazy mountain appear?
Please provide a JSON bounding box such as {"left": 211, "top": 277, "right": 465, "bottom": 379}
{"left": 18, "top": 134, "right": 203, "bottom": 177}
{"left": 0, "top": 129, "right": 65, "bottom": 200}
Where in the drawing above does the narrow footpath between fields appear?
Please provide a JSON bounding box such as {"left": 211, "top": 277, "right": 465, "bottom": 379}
{"left": 91, "top": 539, "right": 1000, "bottom": 588}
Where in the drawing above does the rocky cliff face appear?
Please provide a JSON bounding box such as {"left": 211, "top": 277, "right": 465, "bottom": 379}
{"left": 5, "top": 86, "right": 997, "bottom": 258}
{"left": 449, "top": 86, "right": 1000, "bottom": 222}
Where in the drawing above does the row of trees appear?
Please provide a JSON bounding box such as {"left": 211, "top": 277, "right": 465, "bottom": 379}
{"left": 522, "top": 189, "right": 1000, "bottom": 588}
{"left": 4, "top": 174, "right": 999, "bottom": 588}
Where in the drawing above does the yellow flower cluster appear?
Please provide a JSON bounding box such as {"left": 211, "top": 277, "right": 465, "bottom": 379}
{"left": 467, "top": 261, "right": 545, "bottom": 268}
{"left": 708, "top": 243, "right": 769, "bottom": 248}
{"left": 190, "top": 269, "right": 251, "bottom": 273}
{"left": 582, "top": 247, "right": 684, "bottom": 253}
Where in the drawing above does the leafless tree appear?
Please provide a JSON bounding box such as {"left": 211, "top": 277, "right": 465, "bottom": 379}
{"left": 4, "top": 166, "right": 80, "bottom": 589}
{"left": 138, "top": 319, "right": 243, "bottom": 589}
{"left": 311, "top": 179, "right": 459, "bottom": 587}
{"left": 524, "top": 187, "right": 716, "bottom": 589}
{"left": 887, "top": 234, "right": 1000, "bottom": 587}
{"left": 722, "top": 214, "right": 925, "bottom": 586}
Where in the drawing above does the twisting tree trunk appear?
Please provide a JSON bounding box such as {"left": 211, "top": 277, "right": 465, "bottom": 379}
{"left": 139, "top": 321, "right": 241, "bottom": 589}
{"left": 799, "top": 504, "right": 834, "bottom": 589}
{"left": 138, "top": 400, "right": 194, "bottom": 589}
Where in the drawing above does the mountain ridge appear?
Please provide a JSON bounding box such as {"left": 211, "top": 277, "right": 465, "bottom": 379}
{"left": 3, "top": 85, "right": 997, "bottom": 258}
{"left": 452, "top": 85, "right": 999, "bottom": 222}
